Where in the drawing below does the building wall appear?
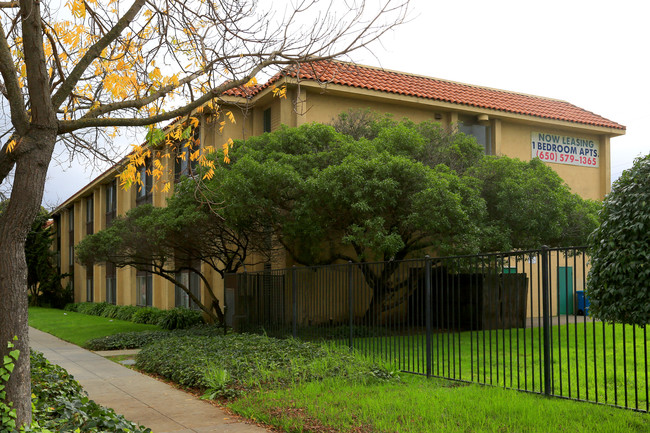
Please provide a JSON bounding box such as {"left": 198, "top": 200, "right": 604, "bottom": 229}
{"left": 52, "top": 80, "right": 622, "bottom": 317}
{"left": 499, "top": 120, "right": 610, "bottom": 200}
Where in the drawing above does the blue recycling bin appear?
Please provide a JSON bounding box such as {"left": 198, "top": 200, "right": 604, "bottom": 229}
{"left": 576, "top": 291, "right": 590, "bottom": 316}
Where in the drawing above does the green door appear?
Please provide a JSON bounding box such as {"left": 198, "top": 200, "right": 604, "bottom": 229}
{"left": 558, "top": 267, "right": 574, "bottom": 314}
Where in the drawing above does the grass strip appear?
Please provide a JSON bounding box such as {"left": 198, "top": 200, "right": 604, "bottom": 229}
{"left": 29, "top": 306, "right": 160, "bottom": 346}
{"left": 230, "top": 375, "right": 650, "bottom": 433}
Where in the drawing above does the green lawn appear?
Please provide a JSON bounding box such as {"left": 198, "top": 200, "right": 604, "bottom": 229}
{"left": 230, "top": 375, "right": 649, "bottom": 433}
{"left": 29, "top": 306, "right": 160, "bottom": 346}
{"left": 322, "top": 321, "right": 650, "bottom": 412}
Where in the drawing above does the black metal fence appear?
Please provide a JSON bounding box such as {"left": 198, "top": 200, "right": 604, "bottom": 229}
{"left": 225, "top": 247, "right": 649, "bottom": 412}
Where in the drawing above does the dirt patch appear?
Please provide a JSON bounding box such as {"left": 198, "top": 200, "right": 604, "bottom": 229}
{"left": 267, "top": 406, "right": 376, "bottom": 433}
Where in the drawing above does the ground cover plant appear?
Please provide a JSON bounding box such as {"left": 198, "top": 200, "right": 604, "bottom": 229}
{"left": 2, "top": 336, "right": 150, "bottom": 433}
{"left": 29, "top": 307, "right": 160, "bottom": 347}
{"left": 29, "top": 351, "right": 151, "bottom": 432}
{"left": 135, "top": 334, "right": 399, "bottom": 398}
{"left": 85, "top": 326, "right": 223, "bottom": 351}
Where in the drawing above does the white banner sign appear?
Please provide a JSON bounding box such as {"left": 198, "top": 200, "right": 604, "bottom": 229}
{"left": 531, "top": 132, "right": 599, "bottom": 168}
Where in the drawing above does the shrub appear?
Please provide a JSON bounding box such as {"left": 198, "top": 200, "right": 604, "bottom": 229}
{"left": 63, "top": 302, "right": 79, "bottom": 312}
{"left": 158, "top": 307, "right": 204, "bottom": 330}
{"left": 131, "top": 307, "right": 166, "bottom": 325}
{"left": 115, "top": 305, "right": 140, "bottom": 321}
{"left": 588, "top": 153, "right": 650, "bottom": 325}
{"left": 76, "top": 301, "right": 111, "bottom": 316}
{"left": 101, "top": 303, "right": 120, "bottom": 319}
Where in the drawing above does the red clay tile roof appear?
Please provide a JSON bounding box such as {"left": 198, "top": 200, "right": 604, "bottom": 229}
{"left": 226, "top": 61, "right": 625, "bottom": 131}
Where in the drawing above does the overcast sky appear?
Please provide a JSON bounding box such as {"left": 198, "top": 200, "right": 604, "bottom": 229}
{"left": 42, "top": 0, "right": 650, "bottom": 208}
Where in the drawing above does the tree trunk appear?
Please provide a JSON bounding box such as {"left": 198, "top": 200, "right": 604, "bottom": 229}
{"left": 0, "top": 130, "right": 56, "bottom": 427}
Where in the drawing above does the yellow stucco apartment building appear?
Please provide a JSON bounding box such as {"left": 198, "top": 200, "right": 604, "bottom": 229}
{"left": 50, "top": 60, "right": 625, "bottom": 312}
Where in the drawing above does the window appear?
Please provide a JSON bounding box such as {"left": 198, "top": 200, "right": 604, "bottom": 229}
{"left": 136, "top": 269, "right": 152, "bottom": 306}
{"left": 459, "top": 115, "right": 492, "bottom": 155}
{"left": 175, "top": 269, "right": 201, "bottom": 310}
{"left": 105, "top": 180, "right": 117, "bottom": 226}
{"left": 136, "top": 159, "right": 152, "bottom": 205}
{"left": 174, "top": 127, "right": 200, "bottom": 182}
{"left": 86, "top": 195, "right": 94, "bottom": 235}
{"left": 263, "top": 108, "right": 272, "bottom": 133}
{"left": 106, "top": 262, "right": 117, "bottom": 304}
{"left": 68, "top": 206, "right": 74, "bottom": 275}
{"left": 54, "top": 215, "right": 61, "bottom": 271}
{"left": 86, "top": 265, "right": 94, "bottom": 302}
{"left": 68, "top": 206, "right": 74, "bottom": 231}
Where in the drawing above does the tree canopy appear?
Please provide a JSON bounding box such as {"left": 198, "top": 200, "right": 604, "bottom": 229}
{"left": 204, "top": 117, "right": 598, "bottom": 266}
{"left": 587, "top": 153, "right": 650, "bottom": 326}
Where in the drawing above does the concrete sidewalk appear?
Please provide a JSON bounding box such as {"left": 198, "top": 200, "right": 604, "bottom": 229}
{"left": 29, "top": 327, "right": 272, "bottom": 433}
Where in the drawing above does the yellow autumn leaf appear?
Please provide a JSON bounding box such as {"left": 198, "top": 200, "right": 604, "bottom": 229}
{"left": 7, "top": 139, "right": 17, "bottom": 153}
{"left": 244, "top": 77, "right": 258, "bottom": 87}
{"left": 203, "top": 168, "right": 215, "bottom": 180}
{"left": 162, "top": 182, "right": 171, "bottom": 193}
{"left": 66, "top": 0, "right": 86, "bottom": 18}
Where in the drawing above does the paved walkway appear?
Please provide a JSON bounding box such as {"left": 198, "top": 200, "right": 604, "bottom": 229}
{"left": 29, "top": 327, "right": 272, "bottom": 433}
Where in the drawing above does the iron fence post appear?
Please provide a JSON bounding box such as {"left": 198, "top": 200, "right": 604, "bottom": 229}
{"left": 292, "top": 266, "right": 297, "bottom": 339}
{"left": 348, "top": 261, "right": 354, "bottom": 351}
{"left": 541, "top": 246, "right": 552, "bottom": 396}
{"left": 425, "top": 255, "right": 432, "bottom": 378}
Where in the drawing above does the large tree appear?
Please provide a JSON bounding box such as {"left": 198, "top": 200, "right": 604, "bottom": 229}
{"left": 587, "top": 153, "right": 650, "bottom": 326}
{"left": 0, "top": 0, "right": 408, "bottom": 425}
{"left": 75, "top": 178, "right": 272, "bottom": 323}
{"left": 201, "top": 120, "right": 600, "bottom": 319}
{"left": 201, "top": 122, "right": 487, "bottom": 319}
{"left": 0, "top": 204, "right": 69, "bottom": 307}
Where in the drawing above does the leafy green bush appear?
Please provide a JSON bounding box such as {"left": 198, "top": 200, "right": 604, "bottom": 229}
{"left": 114, "top": 305, "right": 140, "bottom": 322}
{"left": 63, "top": 301, "right": 208, "bottom": 332}
{"left": 101, "top": 304, "right": 121, "bottom": 319}
{"left": 588, "top": 153, "right": 650, "bottom": 325}
{"left": 158, "top": 307, "right": 204, "bottom": 330}
{"left": 30, "top": 350, "right": 151, "bottom": 432}
{"left": 131, "top": 307, "right": 165, "bottom": 325}
{"left": 136, "top": 334, "right": 398, "bottom": 398}
{"left": 75, "top": 301, "right": 111, "bottom": 316}
{"left": 63, "top": 303, "right": 78, "bottom": 312}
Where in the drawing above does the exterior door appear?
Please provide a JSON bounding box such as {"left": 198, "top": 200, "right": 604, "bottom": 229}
{"left": 558, "top": 267, "right": 573, "bottom": 314}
